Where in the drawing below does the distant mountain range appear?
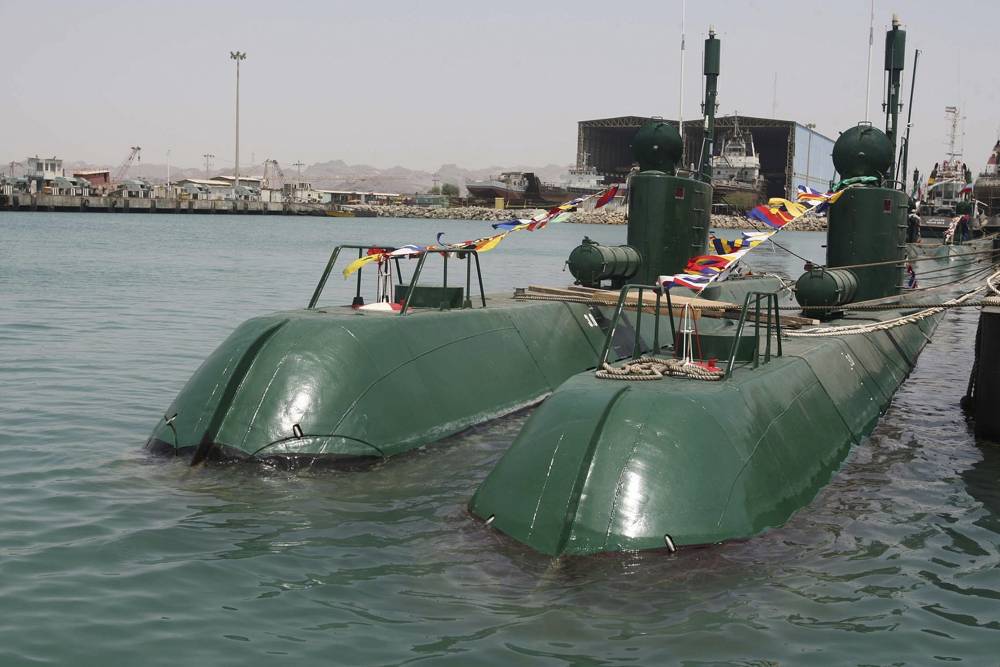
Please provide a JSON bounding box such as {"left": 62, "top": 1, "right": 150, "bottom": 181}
{"left": 9, "top": 158, "right": 573, "bottom": 195}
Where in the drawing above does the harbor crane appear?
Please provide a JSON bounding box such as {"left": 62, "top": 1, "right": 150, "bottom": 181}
{"left": 113, "top": 146, "right": 141, "bottom": 183}
{"left": 262, "top": 159, "right": 285, "bottom": 190}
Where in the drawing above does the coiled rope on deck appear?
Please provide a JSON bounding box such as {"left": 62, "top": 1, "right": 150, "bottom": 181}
{"left": 596, "top": 356, "right": 725, "bottom": 381}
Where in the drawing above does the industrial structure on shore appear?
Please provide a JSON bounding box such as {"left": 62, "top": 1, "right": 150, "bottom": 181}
{"left": 576, "top": 115, "right": 836, "bottom": 200}
{"left": 4, "top": 114, "right": 836, "bottom": 215}
{"left": 0, "top": 154, "right": 406, "bottom": 215}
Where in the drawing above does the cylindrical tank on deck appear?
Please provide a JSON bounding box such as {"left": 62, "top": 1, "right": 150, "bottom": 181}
{"left": 832, "top": 124, "right": 894, "bottom": 180}
{"left": 794, "top": 268, "right": 858, "bottom": 313}
{"left": 567, "top": 237, "right": 641, "bottom": 288}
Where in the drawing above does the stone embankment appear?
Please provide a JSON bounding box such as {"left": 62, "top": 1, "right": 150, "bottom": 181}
{"left": 352, "top": 204, "right": 530, "bottom": 221}
{"left": 352, "top": 204, "right": 828, "bottom": 231}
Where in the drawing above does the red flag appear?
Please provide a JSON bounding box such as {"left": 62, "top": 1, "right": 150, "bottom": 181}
{"left": 594, "top": 185, "right": 619, "bottom": 208}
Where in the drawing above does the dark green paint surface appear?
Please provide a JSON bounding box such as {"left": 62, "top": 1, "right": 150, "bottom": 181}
{"left": 148, "top": 299, "right": 608, "bottom": 460}
{"left": 470, "top": 310, "right": 940, "bottom": 555}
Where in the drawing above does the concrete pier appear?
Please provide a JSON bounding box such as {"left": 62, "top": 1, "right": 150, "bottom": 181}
{"left": 0, "top": 193, "right": 332, "bottom": 216}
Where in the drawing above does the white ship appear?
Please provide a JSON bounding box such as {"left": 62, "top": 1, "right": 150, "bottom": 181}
{"left": 918, "top": 106, "right": 983, "bottom": 238}
{"left": 710, "top": 120, "right": 766, "bottom": 211}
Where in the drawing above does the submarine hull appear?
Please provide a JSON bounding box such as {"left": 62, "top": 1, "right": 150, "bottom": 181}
{"left": 147, "top": 299, "right": 609, "bottom": 465}
{"left": 469, "top": 310, "right": 940, "bottom": 556}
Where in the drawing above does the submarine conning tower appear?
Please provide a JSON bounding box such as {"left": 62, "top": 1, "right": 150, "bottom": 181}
{"left": 566, "top": 29, "right": 718, "bottom": 289}
{"left": 795, "top": 17, "right": 908, "bottom": 316}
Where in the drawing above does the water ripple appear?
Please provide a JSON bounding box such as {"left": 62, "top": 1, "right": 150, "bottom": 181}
{"left": 1, "top": 214, "right": 998, "bottom": 664}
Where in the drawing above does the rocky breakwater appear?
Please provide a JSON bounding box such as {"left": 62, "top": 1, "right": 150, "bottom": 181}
{"left": 352, "top": 204, "right": 827, "bottom": 231}
{"left": 351, "top": 204, "right": 544, "bottom": 222}
{"left": 569, "top": 209, "right": 828, "bottom": 231}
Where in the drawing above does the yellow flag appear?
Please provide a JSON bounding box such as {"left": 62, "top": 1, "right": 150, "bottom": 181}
{"left": 342, "top": 254, "right": 380, "bottom": 278}
{"left": 475, "top": 233, "right": 507, "bottom": 253}
{"left": 766, "top": 198, "right": 807, "bottom": 218}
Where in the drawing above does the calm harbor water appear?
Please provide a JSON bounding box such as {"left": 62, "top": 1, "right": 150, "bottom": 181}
{"left": 1, "top": 211, "right": 998, "bottom": 665}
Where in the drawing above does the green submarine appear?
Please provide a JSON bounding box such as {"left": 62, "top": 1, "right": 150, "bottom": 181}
{"left": 148, "top": 20, "right": 997, "bottom": 556}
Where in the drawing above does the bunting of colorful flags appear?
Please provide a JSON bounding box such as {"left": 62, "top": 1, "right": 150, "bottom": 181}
{"left": 658, "top": 185, "right": 845, "bottom": 292}
{"left": 341, "top": 184, "right": 621, "bottom": 278}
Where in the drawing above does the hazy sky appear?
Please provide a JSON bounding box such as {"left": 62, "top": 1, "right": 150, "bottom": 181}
{"left": 3, "top": 0, "right": 998, "bottom": 176}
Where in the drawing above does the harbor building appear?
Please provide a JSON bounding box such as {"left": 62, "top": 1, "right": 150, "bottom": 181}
{"left": 172, "top": 178, "right": 262, "bottom": 201}
{"left": 576, "top": 115, "right": 836, "bottom": 198}
{"left": 174, "top": 178, "right": 232, "bottom": 200}
{"left": 214, "top": 175, "right": 265, "bottom": 189}
{"left": 49, "top": 176, "right": 91, "bottom": 196}
{"left": 25, "top": 156, "right": 64, "bottom": 180}
{"left": 73, "top": 170, "right": 111, "bottom": 188}
{"left": 320, "top": 190, "right": 404, "bottom": 206}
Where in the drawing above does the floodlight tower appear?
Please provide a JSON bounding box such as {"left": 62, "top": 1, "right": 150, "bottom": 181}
{"left": 230, "top": 51, "right": 247, "bottom": 190}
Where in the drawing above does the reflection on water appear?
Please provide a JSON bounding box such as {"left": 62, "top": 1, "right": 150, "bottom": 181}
{"left": 0, "top": 213, "right": 997, "bottom": 665}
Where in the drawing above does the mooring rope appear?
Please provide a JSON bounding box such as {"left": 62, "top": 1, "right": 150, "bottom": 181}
{"left": 988, "top": 270, "right": 1000, "bottom": 296}
{"left": 595, "top": 356, "right": 725, "bottom": 381}
{"left": 785, "top": 285, "right": 989, "bottom": 337}
{"left": 513, "top": 292, "right": 996, "bottom": 312}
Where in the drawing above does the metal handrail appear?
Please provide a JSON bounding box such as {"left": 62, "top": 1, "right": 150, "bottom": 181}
{"left": 596, "top": 284, "right": 676, "bottom": 368}
{"left": 724, "top": 291, "right": 783, "bottom": 378}
{"left": 399, "top": 249, "right": 487, "bottom": 315}
{"left": 308, "top": 244, "right": 400, "bottom": 309}
{"left": 307, "top": 244, "right": 487, "bottom": 315}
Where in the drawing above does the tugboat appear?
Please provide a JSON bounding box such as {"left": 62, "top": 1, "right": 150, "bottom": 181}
{"left": 469, "top": 16, "right": 998, "bottom": 556}
{"left": 917, "top": 106, "right": 982, "bottom": 239}
{"left": 711, "top": 117, "right": 766, "bottom": 211}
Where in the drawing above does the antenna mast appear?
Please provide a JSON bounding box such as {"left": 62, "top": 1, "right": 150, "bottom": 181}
{"left": 945, "top": 105, "right": 961, "bottom": 161}
{"left": 883, "top": 14, "right": 906, "bottom": 181}
{"left": 698, "top": 27, "right": 720, "bottom": 182}
{"left": 771, "top": 73, "right": 777, "bottom": 117}
{"left": 898, "top": 49, "right": 919, "bottom": 186}
{"left": 678, "top": 0, "right": 686, "bottom": 163}
{"left": 865, "top": 0, "right": 874, "bottom": 121}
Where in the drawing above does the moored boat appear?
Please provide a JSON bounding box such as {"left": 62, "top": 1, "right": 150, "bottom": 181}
{"left": 466, "top": 171, "right": 570, "bottom": 205}
{"left": 917, "top": 106, "right": 983, "bottom": 239}
{"left": 711, "top": 117, "right": 766, "bottom": 211}
{"left": 974, "top": 139, "right": 1000, "bottom": 232}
